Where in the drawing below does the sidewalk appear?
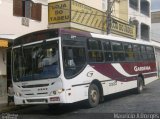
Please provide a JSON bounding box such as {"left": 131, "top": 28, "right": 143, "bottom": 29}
{"left": 0, "top": 102, "right": 16, "bottom": 113}
{"left": 0, "top": 98, "right": 31, "bottom": 113}
{"left": 0, "top": 96, "right": 20, "bottom": 113}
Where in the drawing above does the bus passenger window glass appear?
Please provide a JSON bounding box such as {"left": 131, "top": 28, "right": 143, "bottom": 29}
{"left": 146, "top": 46, "right": 155, "bottom": 61}
{"left": 88, "top": 51, "right": 104, "bottom": 62}
{"left": 88, "top": 39, "right": 102, "bottom": 50}
{"left": 133, "top": 44, "right": 140, "bottom": 52}
{"left": 112, "top": 42, "right": 123, "bottom": 51}
{"left": 141, "top": 45, "right": 146, "bottom": 52}
{"left": 148, "top": 54, "right": 155, "bottom": 60}
{"left": 140, "top": 45, "right": 147, "bottom": 60}
{"left": 125, "top": 52, "right": 134, "bottom": 61}
{"left": 134, "top": 53, "right": 141, "bottom": 61}
{"left": 63, "top": 47, "right": 86, "bottom": 78}
{"left": 103, "top": 41, "right": 111, "bottom": 51}
{"left": 105, "top": 52, "right": 113, "bottom": 61}
{"left": 146, "top": 46, "right": 154, "bottom": 53}
{"left": 114, "top": 52, "right": 125, "bottom": 61}
{"left": 124, "top": 43, "right": 132, "bottom": 52}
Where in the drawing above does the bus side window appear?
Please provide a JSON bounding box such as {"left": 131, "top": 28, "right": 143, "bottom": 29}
{"left": 63, "top": 47, "right": 75, "bottom": 68}
{"left": 146, "top": 46, "right": 155, "bottom": 61}
{"left": 88, "top": 38, "right": 104, "bottom": 62}
{"left": 103, "top": 41, "right": 113, "bottom": 62}
{"left": 123, "top": 43, "right": 134, "bottom": 61}
{"left": 140, "top": 45, "right": 148, "bottom": 60}
{"left": 111, "top": 41, "right": 125, "bottom": 62}
{"left": 133, "top": 44, "right": 141, "bottom": 61}
{"left": 63, "top": 46, "right": 86, "bottom": 78}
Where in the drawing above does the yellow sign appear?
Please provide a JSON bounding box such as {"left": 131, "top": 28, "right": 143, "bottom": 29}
{"left": 48, "top": 0, "right": 70, "bottom": 23}
{"left": 111, "top": 18, "right": 136, "bottom": 39}
{"left": 48, "top": 0, "right": 136, "bottom": 39}
{"left": 71, "top": 0, "right": 106, "bottom": 31}
{"left": 0, "top": 40, "right": 8, "bottom": 47}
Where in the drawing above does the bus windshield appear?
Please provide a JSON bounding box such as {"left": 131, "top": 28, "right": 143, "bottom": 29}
{"left": 12, "top": 40, "right": 60, "bottom": 82}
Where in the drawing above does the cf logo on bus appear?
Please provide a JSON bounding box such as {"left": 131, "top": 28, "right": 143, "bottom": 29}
{"left": 87, "top": 71, "right": 94, "bottom": 77}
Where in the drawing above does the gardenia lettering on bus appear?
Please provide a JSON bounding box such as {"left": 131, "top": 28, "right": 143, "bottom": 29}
{"left": 134, "top": 66, "right": 151, "bottom": 72}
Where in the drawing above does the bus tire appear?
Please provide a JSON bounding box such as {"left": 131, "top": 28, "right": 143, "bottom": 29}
{"left": 87, "top": 84, "right": 100, "bottom": 108}
{"left": 136, "top": 77, "right": 144, "bottom": 94}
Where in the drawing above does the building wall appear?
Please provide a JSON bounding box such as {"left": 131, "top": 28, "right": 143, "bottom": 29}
{"left": 128, "top": 0, "right": 151, "bottom": 40}
{"left": 112, "top": 0, "right": 128, "bottom": 21}
{"left": 151, "top": 11, "right": 160, "bottom": 42}
{"left": 0, "top": 0, "right": 48, "bottom": 38}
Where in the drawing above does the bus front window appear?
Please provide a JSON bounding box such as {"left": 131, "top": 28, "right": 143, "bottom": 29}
{"left": 13, "top": 40, "right": 60, "bottom": 82}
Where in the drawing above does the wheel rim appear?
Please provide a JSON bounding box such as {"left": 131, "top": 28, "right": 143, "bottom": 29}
{"left": 90, "top": 89, "right": 98, "bottom": 103}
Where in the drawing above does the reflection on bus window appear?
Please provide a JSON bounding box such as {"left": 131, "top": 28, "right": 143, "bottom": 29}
{"left": 13, "top": 40, "right": 60, "bottom": 82}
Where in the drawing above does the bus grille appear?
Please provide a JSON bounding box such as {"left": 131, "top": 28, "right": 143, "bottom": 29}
{"left": 26, "top": 99, "right": 47, "bottom": 103}
{"left": 22, "top": 84, "right": 49, "bottom": 88}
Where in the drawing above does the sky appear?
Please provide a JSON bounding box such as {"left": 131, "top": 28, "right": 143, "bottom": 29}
{"left": 151, "top": 0, "right": 160, "bottom": 11}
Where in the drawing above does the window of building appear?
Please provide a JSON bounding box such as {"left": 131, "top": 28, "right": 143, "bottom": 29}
{"left": 13, "top": 0, "right": 42, "bottom": 21}
{"left": 129, "top": 0, "right": 138, "bottom": 11}
{"left": 140, "top": 0, "right": 150, "bottom": 17}
{"left": 141, "top": 23, "right": 150, "bottom": 41}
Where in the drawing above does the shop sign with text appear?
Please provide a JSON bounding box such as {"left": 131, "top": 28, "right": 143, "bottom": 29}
{"left": 48, "top": 0, "right": 136, "bottom": 39}
{"left": 0, "top": 40, "right": 8, "bottom": 48}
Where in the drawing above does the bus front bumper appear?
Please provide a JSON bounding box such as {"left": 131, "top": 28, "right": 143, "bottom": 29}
{"left": 14, "top": 95, "right": 65, "bottom": 105}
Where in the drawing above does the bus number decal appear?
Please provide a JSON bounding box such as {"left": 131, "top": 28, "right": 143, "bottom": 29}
{"left": 109, "top": 81, "right": 117, "bottom": 86}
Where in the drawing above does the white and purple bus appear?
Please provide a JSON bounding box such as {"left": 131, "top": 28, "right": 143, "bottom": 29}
{"left": 12, "top": 29, "right": 157, "bottom": 107}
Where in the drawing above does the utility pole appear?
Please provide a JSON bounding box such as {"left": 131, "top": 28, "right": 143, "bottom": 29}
{"left": 107, "top": 0, "right": 115, "bottom": 35}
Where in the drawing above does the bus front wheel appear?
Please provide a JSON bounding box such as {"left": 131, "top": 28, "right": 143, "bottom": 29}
{"left": 87, "top": 84, "right": 100, "bottom": 108}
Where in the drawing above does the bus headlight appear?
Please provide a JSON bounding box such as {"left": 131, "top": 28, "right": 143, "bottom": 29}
{"left": 15, "top": 92, "right": 22, "bottom": 97}
{"left": 51, "top": 89, "right": 64, "bottom": 95}
{"left": 57, "top": 89, "right": 64, "bottom": 93}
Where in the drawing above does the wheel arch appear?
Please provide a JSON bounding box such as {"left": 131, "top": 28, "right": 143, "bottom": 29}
{"left": 90, "top": 79, "right": 104, "bottom": 102}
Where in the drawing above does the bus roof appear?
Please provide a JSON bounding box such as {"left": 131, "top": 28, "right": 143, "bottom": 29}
{"left": 91, "top": 33, "right": 152, "bottom": 46}
{"left": 13, "top": 28, "right": 152, "bottom": 47}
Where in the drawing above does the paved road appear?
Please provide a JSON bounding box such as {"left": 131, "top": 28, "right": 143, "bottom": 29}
{"left": 1, "top": 79, "right": 160, "bottom": 119}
